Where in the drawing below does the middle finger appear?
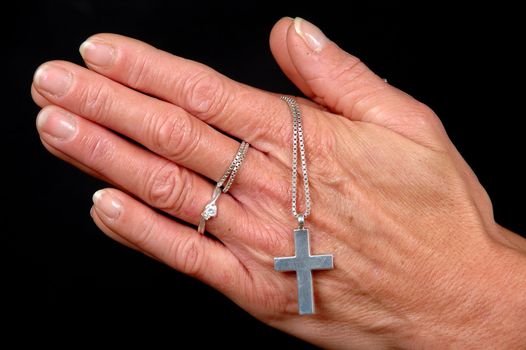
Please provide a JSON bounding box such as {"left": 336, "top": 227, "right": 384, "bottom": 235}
{"left": 31, "top": 61, "right": 279, "bottom": 191}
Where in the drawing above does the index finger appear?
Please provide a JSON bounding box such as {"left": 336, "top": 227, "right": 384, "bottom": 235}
{"left": 79, "top": 33, "right": 290, "bottom": 153}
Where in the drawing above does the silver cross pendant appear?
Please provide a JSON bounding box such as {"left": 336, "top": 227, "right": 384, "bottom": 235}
{"left": 274, "top": 226, "right": 334, "bottom": 315}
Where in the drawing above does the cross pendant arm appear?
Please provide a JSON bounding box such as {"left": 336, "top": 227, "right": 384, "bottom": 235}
{"left": 274, "top": 229, "right": 334, "bottom": 315}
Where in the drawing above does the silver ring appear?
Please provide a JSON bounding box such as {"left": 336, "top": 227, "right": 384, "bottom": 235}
{"left": 197, "top": 141, "right": 249, "bottom": 234}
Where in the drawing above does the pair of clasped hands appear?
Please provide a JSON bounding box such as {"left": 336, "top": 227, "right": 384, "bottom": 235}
{"left": 32, "top": 17, "right": 526, "bottom": 348}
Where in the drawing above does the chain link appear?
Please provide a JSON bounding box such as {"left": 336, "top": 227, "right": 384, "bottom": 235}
{"left": 217, "top": 141, "right": 249, "bottom": 192}
{"left": 281, "top": 96, "right": 311, "bottom": 220}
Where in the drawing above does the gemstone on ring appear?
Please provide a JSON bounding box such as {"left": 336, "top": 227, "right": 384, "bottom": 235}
{"left": 202, "top": 203, "right": 217, "bottom": 220}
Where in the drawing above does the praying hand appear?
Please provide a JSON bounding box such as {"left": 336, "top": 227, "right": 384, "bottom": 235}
{"left": 32, "top": 17, "right": 526, "bottom": 349}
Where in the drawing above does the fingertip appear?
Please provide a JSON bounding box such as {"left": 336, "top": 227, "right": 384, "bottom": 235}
{"left": 270, "top": 16, "right": 313, "bottom": 96}
{"left": 80, "top": 32, "right": 123, "bottom": 45}
{"left": 92, "top": 189, "right": 103, "bottom": 205}
{"left": 270, "top": 16, "right": 294, "bottom": 52}
{"left": 35, "top": 107, "right": 48, "bottom": 131}
{"left": 272, "top": 16, "right": 294, "bottom": 31}
{"left": 31, "top": 84, "right": 51, "bottom": 107}
{"left": 279, "top": 16, "right": 294, "bottom": 23}
{"left": 92, "top": 188, "right": 123, "bottom": 222}
{"left": 90, "top": 203, "right": 144, "bottom": 252}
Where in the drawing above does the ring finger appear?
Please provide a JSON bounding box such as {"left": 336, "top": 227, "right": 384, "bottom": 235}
{"left": 36, "top": 104, "right": 247, "bottom": 241}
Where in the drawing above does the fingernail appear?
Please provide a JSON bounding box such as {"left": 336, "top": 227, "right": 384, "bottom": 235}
{"left": 93, "top": 190, "right": 122, "bottom": 220}
{"left": 34, "top": 64, "right": 72, "bottom": 97}
{"left": 36, "top": 109, "right": 77, "bottom": 141}
{"left": 79, "top": 40, "right": 115, "bottom": 67}
{"left": 294, "top": 17, "right": 328, "bottom": 53}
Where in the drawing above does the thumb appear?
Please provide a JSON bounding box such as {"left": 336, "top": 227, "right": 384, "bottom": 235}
{"left": 270, "top": 17, "right": 446, "bottom": 148}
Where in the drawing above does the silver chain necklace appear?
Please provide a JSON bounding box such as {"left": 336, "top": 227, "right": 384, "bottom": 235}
{"left": 274, "top": 96, "right": 334, "bottom": 315}
{"left": 285, "top": 96, "right": 311, "bottom": 223}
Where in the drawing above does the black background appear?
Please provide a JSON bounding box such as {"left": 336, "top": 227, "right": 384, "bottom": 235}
{"left": 7, "top": 1, "right": 525, "bottom": 347}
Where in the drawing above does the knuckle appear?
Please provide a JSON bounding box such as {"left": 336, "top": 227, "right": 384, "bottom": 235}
{"left": 152, "top": 111, "right": 200, "bottom": 163}
{"left": 182, "top": 70, "right": 228, "bottom": 120}
{"left": 246, "top": 171, "right": 293, "bottom": 229}
{"left": 170, "top": 237, "right": 204, "bottom": 277}
{"left": 215, "top": 265, "right": 236, "bottom": 291}
{"left": 323, "top": 59, "right": 374, "bottom": 114}
{"left": 80, "top": 134, "right": 115, "bottom": 170}
{"left": 328, "top": 56, "right": 367, "bottom": 82}
{"left": 252, "top": 221, "right": 289, "bottom": 254}
{"left": 127, "top": 49, "right": 159, "bottom": 88}
{"left": 145, "top": 162, "right": 193, "bottom": 214}
{"left": 308, "top": 115, "right": 336, "bottom": 158}
{"left": 132, "top": 212, "right": 157, "bottom": 247}
{"left": 408, "top": 102, "right": 443, "bottom": 130}
{"left": 383, "top": 99, "right": 446, "bottom": 140}
{"left": 78, "top": 83, "right": 115, "bottom": 122}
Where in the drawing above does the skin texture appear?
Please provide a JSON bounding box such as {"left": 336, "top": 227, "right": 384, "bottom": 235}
{"left": 32, "top": 18, "right": 526, "bottom": 349}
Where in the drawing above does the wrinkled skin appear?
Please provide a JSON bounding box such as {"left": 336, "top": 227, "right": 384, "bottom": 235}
{"left": 32, "top": 18, "right": 526, "bottom": 349}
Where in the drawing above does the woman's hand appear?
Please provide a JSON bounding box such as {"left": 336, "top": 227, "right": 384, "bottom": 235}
{"left": 32, "top": 18, "right": 526, "bottom": 348}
